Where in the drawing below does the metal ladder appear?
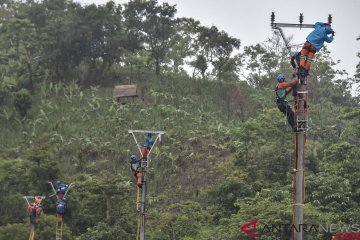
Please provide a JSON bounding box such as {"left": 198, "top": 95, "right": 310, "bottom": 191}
{"left": 295, "top": 76, "right": 309, "bottom": 131}
{"left": 28, "top": 225, "right": 35, "bottom": 240}
{"left": 56, "top": 214, "right": 63, "bottom": 240}
{"left": 136, "top": 187, "right": 142, "bottom": 211}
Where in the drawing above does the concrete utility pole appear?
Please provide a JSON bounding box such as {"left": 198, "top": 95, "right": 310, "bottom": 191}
{"left": 293, "top": 84, "right": 307, "bottom": 240}
{"left": 270, "top": 12, "right": 332, "bottom": 240}
{"left": 129, "top": 130, "right": 165, "bottom": 240}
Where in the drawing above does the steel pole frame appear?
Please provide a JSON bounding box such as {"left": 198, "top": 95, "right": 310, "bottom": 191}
{"left": 129, "top": 130, "right": 165, "bottom": 240}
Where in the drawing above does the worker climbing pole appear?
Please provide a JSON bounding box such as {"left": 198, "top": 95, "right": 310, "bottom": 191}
{"left": 128, "top": 129, "right": 166, "bottom": 240}
{"left": 48, "top": 181, "right": 75, "bottom": 240}
{"left": 271, "top": 12, "right": 333, "bottom": 240}
{"left": 23, "top": 195, "right": 45, "bottom": 240}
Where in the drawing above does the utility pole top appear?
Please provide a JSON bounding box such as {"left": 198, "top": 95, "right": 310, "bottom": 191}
{"left": 128, "top": 129, "right": 166, "bottom": 240}
{"left": 270, "top": 12, "right": 332, "bottom": 29}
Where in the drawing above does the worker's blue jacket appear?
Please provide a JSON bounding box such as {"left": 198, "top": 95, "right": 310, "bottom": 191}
{"left": 306, "top": 22, "right": 334, "bottom": 51}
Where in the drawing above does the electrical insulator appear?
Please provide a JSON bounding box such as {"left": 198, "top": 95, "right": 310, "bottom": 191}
{"left": 328, "top": 14, "right": 332, "bottom": 25}
{"left": 271, "top": 12, "right": 275, "bottom": 23}
{"left": 299, "top": 13, "right": 303, "bottom": 24}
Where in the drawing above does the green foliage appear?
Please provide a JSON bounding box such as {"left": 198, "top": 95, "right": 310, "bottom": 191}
{"left": 124, "top": 0, "right": 177, "bottom": 75}
{"left": 148, "top": 201, "right": 211, "bottom": 239}
{"left": 0, "top": 215, "right": 73, "bottom": 240}
{"left": 0, "top": 1, "right": 359, "bottom": 239}
{"left": 0, "top": 159, "right": 31, "bottom": 224}
{"left": 307, "top": 143, "right": 360, "bottom": 215}
{"left": 242, "top": 43, "right": 278, "bottom": 87}
{"left": 0, "top": 223, "right": 29, "bottom": 240}
{"left": 13, "top": 88, "right": 32, "bottom": 118}
{"left": 196, "top": 25, "right": 241, "bottom": 80}
{"left": 79, "top": 221, "right": 134, "bottom": 240}
{"left": 68, "top": 172, "right": 135, "bottom": 236}
{"left": 191, "top": 55, "right": 208, "bottom": 78}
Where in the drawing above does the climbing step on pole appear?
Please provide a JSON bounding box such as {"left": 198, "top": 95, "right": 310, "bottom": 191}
{"left": 295, "top": 77, "right": 309, "bottom": 132}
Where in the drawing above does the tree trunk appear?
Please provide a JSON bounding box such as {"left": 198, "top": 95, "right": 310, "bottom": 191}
{"left": 155, "top": 58, "right": 160, "bottom": 75}
{"left": 27, "top": 62, "right": 34, "bottom": 92}
{"left": 106, "top": 195, "right": 110, "bottom": 220}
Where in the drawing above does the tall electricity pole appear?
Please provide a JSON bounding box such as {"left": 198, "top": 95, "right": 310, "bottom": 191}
{"left": 270, "top": 12, "right": 332, "bottom": 240}
{"left": 129, "top": 130, "right": 165, "bottom": 240}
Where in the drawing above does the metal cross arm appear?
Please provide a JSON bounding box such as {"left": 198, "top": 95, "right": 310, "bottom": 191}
{"left": 271, "top": 22, "right": 332, "bottom": 29}
{"left": 270, "top": 12, "right": 332, "bottom": 29}
{"left": 63, "top": 183, "right": 75, "bottom": 199}
{"left": 23, "top": 195, "right": 45, "bottom": 206}
{"left": 271, "top": 23, "right": 322, "bottom": 29}
{"left": 23, "top": 196, "right": 33, "bottom": 206}
{"left": 128, "top": 129, "right": 166, "bottom": 160}
{"left": 128, "top": 130, "right": 166, "bottom": 135}
{"left": 48, "top": 181, "right": 57, "bottom": 197}
{"left": 48, "top": 181, "right": 75, "bottom": 199}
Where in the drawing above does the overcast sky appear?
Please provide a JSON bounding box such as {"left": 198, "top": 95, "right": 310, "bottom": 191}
{"left": 76, "top": 0, "right": 360, "bottom": 76}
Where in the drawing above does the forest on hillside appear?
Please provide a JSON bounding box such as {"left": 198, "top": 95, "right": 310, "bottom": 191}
{"left": 0, "top": 0, "right": 359, "bottom": 239}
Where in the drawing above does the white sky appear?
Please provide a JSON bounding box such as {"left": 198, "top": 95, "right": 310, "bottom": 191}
{"left": 77, "top": 0, "right": 360, "bottom": 77}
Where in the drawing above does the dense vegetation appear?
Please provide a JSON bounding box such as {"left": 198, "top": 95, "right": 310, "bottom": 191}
{"left": 0, "top": 0, "right": 359, "bottom": 239}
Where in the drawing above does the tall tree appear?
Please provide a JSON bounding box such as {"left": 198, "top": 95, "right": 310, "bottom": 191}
{"left": 356, "top": 36, "right": 360, "bottom": 80}
{"left": 0, "top": 3, "right": 38, "bottom": 91}
{"left": 355, "top": 35, "right": 360, "bottom": 99}
{"left": 70, "top": 2, "right": 128, "bottom": 70}
{"left": 196, "top": 25, "right": 240, "bottom": 80}
{"left": 124, "top": 0, "right": 177, "bottom": 75}
{"left": 166, "top": 17, "right": 200, "bottom": 74}
{"left": 242, "top": 43, "right": 277, "bottom": 87}
{"left": 35, "top": 0, "right": 75, "bottom": 82}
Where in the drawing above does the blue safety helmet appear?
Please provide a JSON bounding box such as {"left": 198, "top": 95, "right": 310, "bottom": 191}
{"left": 292, "top": 51, "right": 299, "bottom": 57}
{"left": 325, "top": 26, "right": 334, "bottom": 34}
{"left": 276, "top": 74, "right": 286, "bottom": 82}
{"left": 131, "top": 154, "right": 136, "bottom": 160}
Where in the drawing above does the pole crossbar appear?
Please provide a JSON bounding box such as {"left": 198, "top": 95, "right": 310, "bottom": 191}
{"left": 271, "top": 23, "right": 330, "bottom": 29}
{"left": 23, "top": 196, "right": 32, "bottom": 206}
{"left": 128, "top": 130, "right": 166, "bottom": 135}
{"left": 129, "top": 129, "right": 165, "bottom": 160}
{"left": 270, "top": 12, "right": 332, "bottom": 29}
{"left": 47, "top": 181, "right": 57, "bottom": 197}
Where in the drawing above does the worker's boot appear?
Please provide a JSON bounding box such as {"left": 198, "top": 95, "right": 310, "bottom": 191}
{"left": 298, "top": 67, "right": 307, "bottom": 78}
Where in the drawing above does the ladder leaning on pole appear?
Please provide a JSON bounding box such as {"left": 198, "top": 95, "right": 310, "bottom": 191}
{"left": 56, "top": 214, "right": 63, "bottom": 240}
{"left": 295, "top": 77, "right": 309, "bottom": 131}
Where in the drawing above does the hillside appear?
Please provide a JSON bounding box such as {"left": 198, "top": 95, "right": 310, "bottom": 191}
{"left": 1, "top": 71, "right": 359, "bottom": 239}
{"left": 0, "top": 0, "right": 359, "bottom": 239}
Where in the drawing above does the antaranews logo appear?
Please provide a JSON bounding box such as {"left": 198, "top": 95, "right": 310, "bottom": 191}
{"left": 239, "top": 220, "right": 360, "bottom": 238}
{"left": 239, "top": 220, "right": 260, "bottom": 238}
